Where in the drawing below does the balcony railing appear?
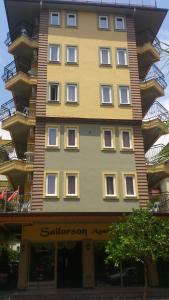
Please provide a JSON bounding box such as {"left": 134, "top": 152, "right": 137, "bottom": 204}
{"left": 144, "top": 64, "right": 167, "bottom": 90}
{"left": 33, "top": 0, "right": 157, "bottom": 7}
{"left": 137, "top": 29, "right": 161, "bottom": 54}
{"left": 0, "top": 98, "right": 35, "bottom": 123}
{"left": 146, "top": 144, "right": 169, "bottom": 165}
{"left": 5, "top": 21, "right": 37, "bottom": 47}
{"left": 150, "top": 192, "right": 169, "bottom": 213}
{"left": 1, "top": 57, "right": 31, "bottom": 82}
{"left": 0, "top": 192, "right": 32, "bottom": 213}
{"left": 144, "top": 101, "right": 169, "bottom": 122}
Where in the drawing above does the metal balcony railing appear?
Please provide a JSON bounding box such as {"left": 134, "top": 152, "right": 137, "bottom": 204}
{"left": 144, "top": 101, "right": 169, "bottom": 122}
{"left": 137, "top": 29, "right": 161, "bottom": 54}
{"left": 38, "top": 0, "right": 157, "bottom": 7}
{"left": 5, "top": 21, "right": 37, "bottom": 47}
{"left": 0, "top": 98, "right": 35, "bottom": 123}
{"left": 144, "top": 64, "right": 167, "bottom": 89}
{"left": 150, "top": 192, "right": 169, "bottom": 213}
{"left": 0, "top": 192, "right": 32, "bottom": 213}
{"left": 1, "top": 57, "right": 31, "bottom": 82}
{"left": 0, "top": 99, "right": 16, "bottom": 122}
{"left": 146, "top": 143, "right": 169, "bottom": 165}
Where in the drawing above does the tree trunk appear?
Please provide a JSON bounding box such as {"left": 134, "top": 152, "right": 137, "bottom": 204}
{"left": 143, "top": 260, "right": 148, "bottom": 300}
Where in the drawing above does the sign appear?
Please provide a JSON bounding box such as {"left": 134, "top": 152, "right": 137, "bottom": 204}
{"left": 23, "top": 223, "right": 111, "bottom": 241}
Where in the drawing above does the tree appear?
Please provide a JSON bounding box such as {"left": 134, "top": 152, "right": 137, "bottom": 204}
{"left": 105, "top": 209, "right": 169, "bottom": 300}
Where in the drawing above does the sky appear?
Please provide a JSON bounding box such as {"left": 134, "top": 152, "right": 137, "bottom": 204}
{"left": 0, "top": 0, "right": 169, "bottom": 142}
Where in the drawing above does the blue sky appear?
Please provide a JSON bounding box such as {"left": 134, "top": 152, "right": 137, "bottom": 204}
{"left": 0, "top": 0, "right": 169, "bottom": 107}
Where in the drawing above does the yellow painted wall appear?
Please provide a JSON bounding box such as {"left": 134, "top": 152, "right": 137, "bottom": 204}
{"left": 47, "top": 11, "right": 132, "bottom": 120}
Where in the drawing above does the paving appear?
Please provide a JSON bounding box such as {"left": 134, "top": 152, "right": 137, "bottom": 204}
{"left": 1, "top": 288, "right": 169, "bottom": 300}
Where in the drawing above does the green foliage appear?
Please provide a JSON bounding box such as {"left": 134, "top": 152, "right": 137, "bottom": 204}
{"left": 105, "top": 209, "right": 169, "bottom": 266}
{"left": 8, "top": 248, "right": 20, "bottom": 261}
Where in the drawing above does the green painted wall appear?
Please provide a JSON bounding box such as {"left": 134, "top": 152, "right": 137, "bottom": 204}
{"left": 44, "top": 123, "right": 139, "bottom": 212}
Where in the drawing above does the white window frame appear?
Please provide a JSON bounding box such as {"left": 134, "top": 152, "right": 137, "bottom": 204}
{"left": 50, "top": 12, "right": 60, "bottom": 26}
{"left": 66, "top": 174, "right": 78, "bottom": 196}
{"left": 46, "top": 174, "right": 58, "bottom": 196}
{"left": 103, "top": 129, "right": 114, "bottom": 149}
{"left": 101, "top": 85, "right": 112, "bottom": 104}
{"left": 49, "top": 45, "right": 60, "bottom": 62}
{"left": 100, "top": 48, "right": 111, "bottom": 65}
{"left": 66, "top": 46, "right": 77, "bottom": 63}
{"left": 66, "top": 13, "right": 77, "bottom": 27}
{"left": 48, "top": 83, "right": 60, "bottom": 102}
{"left": 66, "top": 128, "right": 77, "bottom": 148}
{"left": 119, "top": 86, "right": 130, "bottom": 105}
{"left": 115, "top": 16, "right": 126, "bottom": 30}
{"left": 124, "top": 175, "right": 136, "bottom": 197}
{"left": 66, "top": 84, "right": 78, "bottom": 103}
{"left": 104, "top": 174, "right": 117, "bottom": 197}
{"left": 117, "top": 49, "right": 128, "bottom": 66}
{"left": 48, "top": 127, "right": 58, "bottom": 147}
{"left": 98, "top": 15, "right": 109, "bottom": 29}
{"left": 121, "top": 129, "right": 132, "bottom": 150}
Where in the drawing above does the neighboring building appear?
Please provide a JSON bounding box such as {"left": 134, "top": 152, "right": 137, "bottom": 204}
{"left": 0, "top": 0, "right": 168, "bottom": 291}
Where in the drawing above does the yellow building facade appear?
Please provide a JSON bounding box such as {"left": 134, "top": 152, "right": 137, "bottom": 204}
{"left": 0, "top": 0, "right": 168, "bottom": 294}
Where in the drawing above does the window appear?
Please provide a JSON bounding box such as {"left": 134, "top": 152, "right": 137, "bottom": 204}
{"left": 117, "top": 49, "right": 127, "bottom": 66}
{"left": 103, "top": 173, "right": 117, "bottom": 198}
{"left": 67, "top": 128, "right": 77, "bottom": 147}
{"left": 46, "top": 174, "right": 58, "bottom": 196}
{"left": 101, "top": 85, "right": 112, "bottom": 104}
{"left": 65, "top": 172, "right": 79, "bottom": 197}
{"left": 49, "top": 45, "right": 60, "bottom": 62}
{"left": 50, "top": 12, "right": 60, "bottom": 26}
{"left": 115, "top": 16, "right": 126, "bottom": 30}
{"left": 49, "top": 83, "right": 60, "bottom": 102}
{"left": 120, "top": 129, "right": 133, "bottom": 150}
{"left": 100, "top": 48, "right": 111, "bottom": 65}
{"left": 124, "top": 175, "right": 136, "bottom": 197}
{"left": 119, "top": 86, "right": 130, "bottom": 105}
{"left": 66, "top": 84, "right": 78, "bottom": 102}
{"left": 101, "top": 128, "right": 114, "bottom": 150}
{"left": 98, "top": 16, "right": 109, "bottom": 29}
{"left": 66, "top": 46, "right": 77, "bottom": 63}
{"left": 67, "top": 13, "right": 77, "bottom": 27}
{"left": 65, "top": 126, "right": 79, "bottom": 149}
{"left": 48, "top": 127, "right": 59, "bottom": 147}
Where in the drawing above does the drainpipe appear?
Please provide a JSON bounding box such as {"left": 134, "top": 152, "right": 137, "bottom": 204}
{"left": 40, "top": 0, "right": 43, "bottom": 9}
{"left": 133, "top": 7, "right": 136, "bottom": 17}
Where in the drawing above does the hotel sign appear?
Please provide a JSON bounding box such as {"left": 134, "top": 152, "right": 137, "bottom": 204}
{"left": 23, "top": 223, "right": 111, "bottom": 241}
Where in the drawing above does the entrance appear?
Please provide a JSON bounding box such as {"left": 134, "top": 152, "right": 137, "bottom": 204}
{"left": 29, "top": 243, "right": 55, "bottom": 282}
{"left": 57, "top": 242, "right": 82, "bottom": 288}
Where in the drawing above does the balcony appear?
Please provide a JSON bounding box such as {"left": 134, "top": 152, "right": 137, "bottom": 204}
{"left": 0, "top": 160, "right": 33, "bottom": 193}
{"left": 1, "top": 58, "right": 37, "bottom": 97}
{"left": 0, "top": 98, "right": 35, "bottom": 158}
{"left": 0, "top": 142, "right": 33, "bottom": 189}
{"left": 146, "top": 144, "right": 169, "bottom": 187}
{"left": 0, "top": 193, "right": 31, "bottom": 213}
{"left": 140, "top": 65, "right": 167, "bottom": 116}
{"left": 150, "top": 193, "right": 169, "bottom": 213}
{"left": 137, "top": 30, "right": 161, "bottom": 80}
{"left": 142, "top": 101, "right": 169, "bottom": 152}
{"left": 5, "top": 21, "right": 38, "bottom": 58}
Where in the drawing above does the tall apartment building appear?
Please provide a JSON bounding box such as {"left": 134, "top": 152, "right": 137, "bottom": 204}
{"left": 0, "top": 0, "right": 168, "bottom": 291}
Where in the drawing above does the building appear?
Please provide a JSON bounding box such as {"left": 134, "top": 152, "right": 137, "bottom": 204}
{"left": 0, "top": 0, "right": 168, "bottom": 291}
